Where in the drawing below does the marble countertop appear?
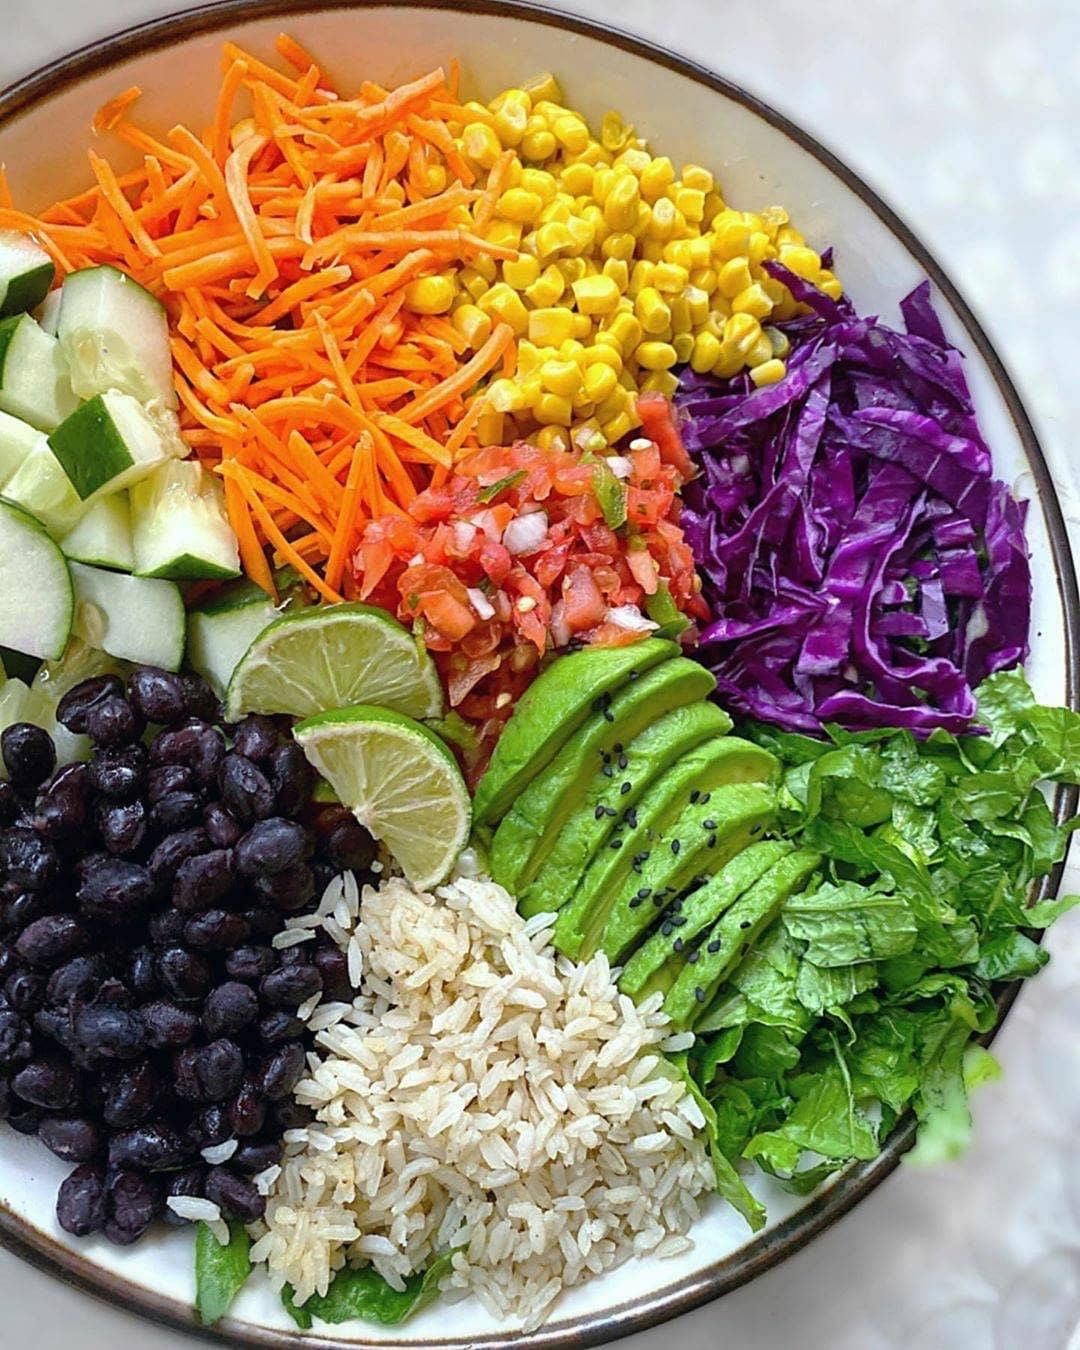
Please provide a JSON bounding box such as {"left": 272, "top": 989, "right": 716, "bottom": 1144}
{"left": 2, "top": 2, "right": 1078, "bottom": 1347}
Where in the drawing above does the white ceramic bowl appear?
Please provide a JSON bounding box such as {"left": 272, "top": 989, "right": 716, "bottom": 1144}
{"left": 0, "top": 4, "right": 1076, "bottom": 1347}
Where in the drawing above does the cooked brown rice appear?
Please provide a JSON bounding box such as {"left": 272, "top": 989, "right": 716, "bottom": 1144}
{"left": 249, "top": 872, "right": 713, "bottom": 1330}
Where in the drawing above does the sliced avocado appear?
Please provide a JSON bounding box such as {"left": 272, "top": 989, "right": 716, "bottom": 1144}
{"left": 472, "top": 637, "right": 678, "bottom": 827}
{"left": 596, "top": 782, "right": 777, "bottom": 964}
{"left": 663, "top": 848, "right": 821, "bottom": 1031}
{"left": 552, "top": 736, "right": 779, "bottom": 959}
{"left": 517, "top": 700, "right": 731, "bottom": 918}
{"left": 489, "top": 658, "right": 718, "bottom": 893}
{"left": 618, "top": 839, "right": 791, "bottom": 1000}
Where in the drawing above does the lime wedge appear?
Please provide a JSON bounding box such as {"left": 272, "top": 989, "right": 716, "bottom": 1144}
{"left": 225, "top": 603, "right": 443, "bottom": 724}
{"left": 293, "top": 705, "right": 469, "bottom": 890}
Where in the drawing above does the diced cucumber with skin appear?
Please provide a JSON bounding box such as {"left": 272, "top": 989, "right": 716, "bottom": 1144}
{"left": 48, "top": 391, "right": 171, "bottom": 500}
{"left": 0, "top": 231, "right": 55, "bottom": 319}
{"left": 70, "top": 561, "right": 184, "bottom": 670}
{"left": 187, "top": 571, "right": 303, "bottom": 697}
{"left": 0, "top": 409, "right": 41, "bottom": 487}
{"left": 0, "top": 313, "right": 78, "bottom": 431}
{"left": 57, "top": 264, "right": 177, "bottom": 409}
{"left": 1, "top": 434, "right": 85, "bottom": 537}
{"left": 60, "top": 492, "right": 134, "bottom": 570}
{"left": 36, "top": 288, "right": 62, "bottom": 336}
{"left": 130, "top": 459, "right": 240, "bottom": 579}
{"left": 0, "top": 498, "right": 74, "bottom": 659}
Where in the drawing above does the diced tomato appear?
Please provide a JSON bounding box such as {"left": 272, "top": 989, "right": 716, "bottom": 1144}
{"left": 637, "top": 391, "right": 697, "bottom": 481}
{"left": 562, "top": 565, "right": 607, "bottom": 632}
{"left": 419, "top": 590, "right": 476, "bottom": 641}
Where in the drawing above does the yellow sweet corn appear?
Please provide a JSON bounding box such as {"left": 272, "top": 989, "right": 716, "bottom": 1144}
{"left": 535, "top": 391, "right": 573, "bottom": 425}
{"left": 503, "top": 253, "right": 541, "bottom": 290}
{"left": 402, "top": 275, "right": 455, "bottom": 315}
{"left": 478, "top": 284, "right": 529, "bottom": 334}
{"left": 497, "top": 187, "right": 543, "bottom": 224}
{"left": 452, "top": 303, "right": 492, "bottom": 348}
{"left": 571, "top": 273, "right": 621, "bottom": 315}
{"left": 524, "top": 265, "right": 566, "bottom": 308}
{"left": 690, "top": 329, "right": 722, "bottom": 373}
{"left": 750, "top": 357, "right": 786, "bottom": 387}
{"left": 731, "top": 282, "right": 774, "bottom": 319}
{"left": 461, "top": 122, "right": 500, "bottom": 169}
{"left": 635, "top": 287, "right": 671, "bottom": 336}
{"left": 717, "top": 256, "right": 753, "bottom": 299}
{"left": 528, "top": 307, "right": 577, "bottom": 345}
{"left": 540, "top": 358, "right": 583, "bottom": 397}
{"left": 604, "top": 174, "right": 640, "bottom": 231}
{"left": 639, "top": 156, "right": 675, "bottom": 202}
{"left": 583, "top": 361, "right": 618, "bottom": 403}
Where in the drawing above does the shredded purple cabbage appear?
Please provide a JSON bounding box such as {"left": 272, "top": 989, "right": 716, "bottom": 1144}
{"left": 676, "top": 274, "right": 1030, "bottom": 734}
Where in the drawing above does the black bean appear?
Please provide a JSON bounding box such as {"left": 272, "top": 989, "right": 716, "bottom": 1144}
{"left": 0, "top": 941, "right": 14, "bottom": 981}
{"left": 241, "top": 905, "right": 281, "bottom": 939}
{"left": 267, "top": 742, "right": 314, "bottom": 815}
{"left": 56, "top": 1163, "right": 108, "bottom": 1236}
{"left": 188, "top": 1103, "right": 229, "bottom": 1149}
{"left": 172, "top": 1046, "right": 202, "bottom": 1102}
{"left": 163, "top": 1167, "right": 207, "bottom": 1225}
{"left": 0, "top": 1008, "right": 32, "bottom": 1069}
{"left": 1, "top": 890, "right": 49, "bottom": 933}
{"left": 148, "top": 827, "right": 209, "bottom": 889}
{"left": 225, "top": 945, "right": 276, "bottom": 983}
{"left": 84, "top": 696, "right": 143, "bottom": 748}
{"left": 16, "top": 914, "right": 86, "bottom": 967}
{"left": 32, "top": 763, "right": 92, "bottom": 841}
{"left": 13, "top": 1058, "right": 79, "bottom": 1109}
{"left": 4, "top": 969, "right": 43, "bottom": 1013}
{"left": 232, "top": 1140, "right": 280, "bottom": 1175}
{"left": 202, "top": 802, "right": 242, "bottom": 848}
{"left": 103, "top": 1060, "right": 161, "bottom": 1128}
{"left": 148, "top": 791, "right": 203, "bottom": 833}
{"left": 7, "top": 1101, "right": 43, "bottom": 1134}
{"left": 228, "top": 1084, "right": 266, "bottom": 1137}
{"left": 156, "top": 947, "right": 211, "bottom": 1003}
{"left": 147, "top": 763, "right": 195, "bottom": 803}
{"left": 179, "top": 674, "right": 220, "bottom": 723}
{"left": 253, "top": 861, "right": 315, "bottom": 913}
{"left": 148, "top": 907, "right": 186, "bottom": 948}
{"left": 257, "top": 1041, "right": 306, "bottom": 1101}
{"left": 78, "top": 857, "right": 154, "bottom": 925}
{"left": 0, "top": 827, "right": 59, "bottom": 892}
{"left": 128, "top": 946, "right": 158, "bottom": 998}
{"left": 149, "top": 721, "right": 225, "bottom": 787}
{"left": 204, "top": 1167, "right": 264, "bottom": 1223}
{"left": 73, "top": 1003, "right": 145, "bottom": 1060}
{"left": 260, "top": 963, "right": 322, "bottom": 1010}
{"left": 47, "top": 954, "right": 108, "bottom": 1007}
{"left": 172, "top": 849, "right": 234, "bottom": 913}
{"left": 219, "top": 753, "right": 276, "bottom": 824}
{"left": 324, "top": 818, "right": 376, "bottom": 872}
{"left": 184, "top": 909, "right": 250, "bottom": 951}
{"left": 202, "top": 981, "right": 259, "bottom": 1038}
{"left": 142, "top": 1000, "right": 199, "bottom": 1049}
{"left": 267, "top": 1098, "right": 312, "bottom": 1133}
{"left": 126, "top": 668, "right": 189, "bottom": 725}
{"left": 33, "top": 1006, "right": 77, "bottom": 1055}
{"left": 88, "top": 744, "right": 147, "bottom": 801}
{"left": 56, "top": 676, "right": 125, "bottom": 734}
{"left": 39, "top": 1116, "right": 103, "bottom": 1163}
{"left": 1, "top": 723, "right": 56, "bottom": 791}
{"left": 195, "top": 1038, "right": 245, "bottom": 1102}
{"left": 0, "top": 780, "right": 19, "bottom": 824}
{"left": 105, "top": 1169, "right": 161, "bottom": 1245}
{"left": 312, "top": 946, "right": 352, "bottom": 1002}
{"left": 235, "top": 818, "right": 311, "bottom": 878}
{"left": 109, "top": 1123, "right": 186, "bottom": 1171}
{"left": 231, "top": 715, "right": 281, "bottom": 764}
{"left": 94, "top": 798, "right": 147, "bottom": 856}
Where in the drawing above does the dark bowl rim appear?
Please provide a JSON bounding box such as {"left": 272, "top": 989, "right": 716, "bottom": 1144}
{"left": 0, "top": 2, "right": 1076, "bottom": 1347}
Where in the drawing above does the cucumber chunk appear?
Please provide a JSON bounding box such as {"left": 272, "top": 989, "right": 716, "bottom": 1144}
{"left": 2, "top": 434, "right": 85, "bottom": 537}
{"left": 130, "top": 458, "right": 240, "bottom": 579}
{"left": 60, "top": 492, "right": 134, "bottom": 570}
{"left": 0, "top": 312, "right": 78, "bottom": 431}
{"left": 0, "top": 498, "right": 73, "bottom": 659}
{"left": 0, "top": 231, "right": 55, "bottom": 318}
{"left": 0, "top": 409, "right": 40, "bottom": 487}
{"left": 57, "top": 264, "right": 176, "bottom": 409}
{"left": 187, "top": 571, "right": 302, "bottom": 696}
{"left": 36, "top": 287, "right": 62, "bottom": 336}
{"left": 70, "top": 561, "right": 184, "bottom": 670}
{"left": 48, "top": 390, "right": 171, "bottom": 500}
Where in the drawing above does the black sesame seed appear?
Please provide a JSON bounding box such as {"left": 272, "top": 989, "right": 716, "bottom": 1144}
{"left": 703, "top": 819, "right": 717, "bottom": 831}
{"left": 690, "top": 790, "right": 700, "bottom": 804}
{"left": 602, "top": 764, "right": 614, "bottom": 778}
{"left": 673, "top": 938, "right": 684, "bottom": 953}
{"left": 603, "top": 710, "right": 615, "bottom": 723}
{"left": 617, "top": 753, "right": 628, "bottom": 771}
{"left": 620, "top": 781, "right": 631, "bottom": 795}
{"left": 707, "top": 940, "right": 722, "bottom": 953}
{"left": 613, "top": 743, "right": 623, "bottom": 754}
{"left": 637, "top": 887, "right": 652, "bottom": 900}
{"left": 739, "top": 919, "right": 751, "bottom": 929}
{"left": 604, "top": 805, "right": 618, "bottom": 818}
{"left": 628, "top": 669, "right": 640, "bottom": 681}
{"left": 624, "top": 808, "right": 638, "bottom": 829}
{"left": 594, "top": 805, "right": 606, "bottom": 820}
{"left": 708, "top": 835, "right": 717, "bottom": 849}
{"left": 694, "top": 986, "right": 706, "bottom": 1003}
{"left": 672, "top": 915, "right": 687, "bottom": 927}
{"left": 633, "top": 851, "right": 649, "bottom": 865}
{"left": 670, "top": 839, "right": 681, "bottom": 855}
{"left": 629, "top": 894, "right": 643, "bottom": 909}
{"left": 687, "top": 949, "right": 700, "bottom": 964}
{"left": 609, "top": 838, "right": 622, "bottom": 850}
{"left": 700, "top": 793, "right": 711, "bottom": 804}
{"left": 660, "top": 922, "right": 673, "bottom": 936}
{"left": 653, "top": 893, "right": 666, "bottom": 906}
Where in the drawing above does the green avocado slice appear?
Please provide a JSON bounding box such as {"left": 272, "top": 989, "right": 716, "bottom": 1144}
{"left": 663, "top": 848, "right": 822, "bottom": 1031}
{"left": 595, "top": 782, "right": 777, "bottom": 964}
{"left": 489, "top": 658, "right": 718, "bottom": 893}
{"left": 472, "top": 637, "right": 678, "bottom": 828}
{"left": 552, "top": 736, "right": 779, "bottom": 959}
{"left": 618, "top": 839, "right": 792, "bottom": 1001}
{"left": 516, "top": 700, "right": 732, "bottom": 918}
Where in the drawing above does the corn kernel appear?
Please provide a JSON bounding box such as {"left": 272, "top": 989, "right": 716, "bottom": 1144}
{"left": 689, "top": 266, "right": 718, "bottom": 293}
{"left": 674, "top": 186, "right": 706, "bottom": 223}
{"left": 821, "top": 276, "right": 844, "bottom": 300}
{"left": 524, "top": 265, "right": 565, "bottom": 307}
{"left": 639, "top": 156, "right": 676, "bottom": 202}
{"left": 528, "top": 306, "right": 576, "bottom": 345}
{"left": 553, "top": 114, "right": 590, "bottom": 154}
{"left": 401, "top": 274, "right": 454, "bottom": 315}
{"left": 461, "top": 121, "right": 499, "bottom": 167}
{"left": 778, "top": 244, "right": 822, "bottom": 281}
{"left": 717, "top": 256, "right": 753, "bottom": 299}
{"left": 672, "top": 331, "right": 694, "bottom": 363}
{"left": 535, "top": 391, "right": 573, "bottom": 425}
{"left": 761, "top": 276, "right": 788, "bottom": 307}
{"left": 646, "top": 196, "right": 679, "bottom": 241}
{"left": 487, "top": 377, "right": 524, "bottom": 413}
{"left": 606, "top": 311, "right": 643, "bottom": 352}
{"left": 652, "top": 261, "right": 689, "bottom": 294}
{"left": 570, "top": 313, "right": 591, "bottom": 340}
{"left": 712, "top": 214, "right": 751, "bottom": 259}
{"left": 713, "top": 343, "right": 747, "bottom": 378}
{"left": 538, "top": 198, "right": 572, "bottom": 225}
{"left": 583, "top": 342, "right": 622, "bottom": 371}
{"left": 723, "top": 312, "right": 762, "bottom": 354}
{"left": 519, "top": 168, "right": 557, "bottom": 203}
{"left": 523, "top": 71, "right": 562, "bottom": 103}
{"left": 515, "top": 340, "right": 544, "bottom": 374}
{"left": 452, "top": 303, "right": 492, "bottom": 348}
{"left": 616, "top": 147, "right": 652, "bottom": 174}
{"left": 749, "top": 357, "right": 786, "bottom": 387}
{"left": 498, "top": 187, "right": 543, "bottom": 224}
{"left": 477, "top": 283, "right": 529, "bottom": 335}
{"left": 603, "top": 174, "right": 640, "bottom": 231}
{"left": 775, "top": 224, "right": 806, "bottom": 248}
{"left": 534, "top": 221, "right": 574, "bottom": 259}
{"left": 477, "top": 409, "right": 505, "bottom": 444}
{"left": 635, "top": 287, "right": 671, "bottom": 336}
{"left": 690, "top": 329, "right": 722, "bottom": 373}
{"left": 640, "top": 369, "right": 679, "bottom": 396}
{"left": 564, "top": 216, "right": 595, "bottom": 253}
{"left": 583, "top": 361, "right": 618, "bottom": 403}
{"left": 668, "top": 294, "right": 691, "bottom": 335}
{"left": 483, "top": 220, "right": 520, "bottom": 252}
{"left": 460, "top": 267, "right": 489, "bottom": 300}
{"left": 731, "top": 282, "right": 773, "bottom": 320}
{"left": 747, "top": 231, "right": 774, "bottom": 265}
{"left": 539, "top": 358, "right": 583, "bottom": 398}
{"left": 575, "top": 141, "right": 611, "bottom": 167}
{"left": 764, "top": 326, "right": 790, "bottom": 359}
{"left": 626, "top": 260, "right": 653, "bottom": 297}
{"left": 681, "top": 163, "right": 714, "bottom": 193}
{"left": 703, "top": 190, "right": 726, "bottom": 220}
{"left": 761, "top": 205, "right": 789, "bottom": 231}
{"left": 535, "top": 423, "right": 570, "bottom": 451}
{"left": 491, "top": 90, "right": 530, "bottom": 146}
{"left": 635, "top": 340, "right": 678, "bottom": 371}
{"left": 556, "top": 257, "right": 586, "bottom": 285}
{"left": 685, "top": 285, "right": 710, "bottom": 326}
{"left": 600, "top": 110, "right": 633, "bottom": 152}
{"left": 592, "top": 166, "right": 616, "bottom": 205}
{"left": 744, "top": 335, "right": 775, "bottom": 368}
{"left": 601, "top": 410, "right": 635, "bottom": 443}
{"left": 521, "top": 126, "right": 557, "bottom": 161}
{"left": 503, "top": 253, "right": 541, "bottom": 289}
{"left": 599, "top": 231, "right": 633, "bottom": 262}
{"left": 568, "top": 273, "right": 619, "bottom": 316}
{"left": 561, "top": 161, "right": 594, "bottom": 196}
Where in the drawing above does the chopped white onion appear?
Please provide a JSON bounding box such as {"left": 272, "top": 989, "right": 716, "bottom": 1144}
{"left": 470, "top": 508, "right": 504, "bottom": 541}
{"left": 550, "top": 598, "right": 571, "bottom": 649}
{"left": 606, "top": 604, "right": 660, "bottom": 633}
{"left": 729, "top": 453, "right": 751, "bottom": 475}
{"left": 451, "top": 520, "right": 477, "bottom": 552}
{"left": 466, "top": 587, "right": 495, "bottom": 620}
{"left": 502, "top": 511, "right": 548, "bottom": 556}
{"left": 605, "top": 455, "right": 633, "bottom": 479}
{"left": 628, "top": 437, "right": 654, "bottom": 451}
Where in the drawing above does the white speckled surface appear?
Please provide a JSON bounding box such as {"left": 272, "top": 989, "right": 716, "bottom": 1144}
{"left": 1, "top": 2, "right": 1079, "bottom": 1347}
